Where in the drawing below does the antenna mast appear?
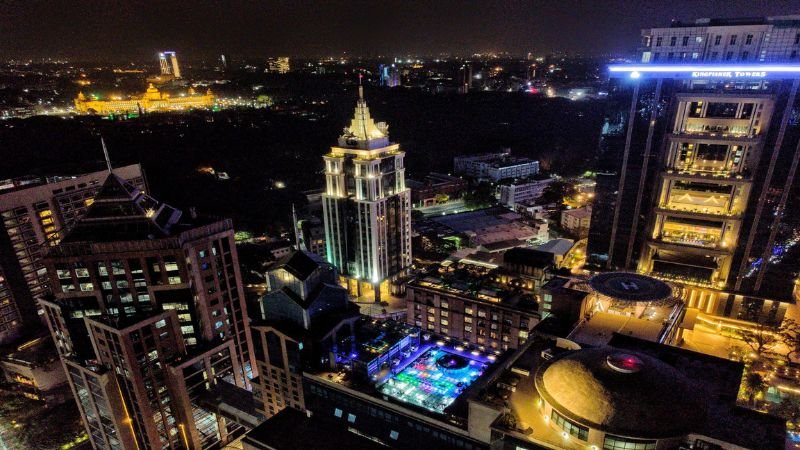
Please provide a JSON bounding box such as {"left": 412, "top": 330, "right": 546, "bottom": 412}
{"left": 101, "top": 137, "right": 112, "bottom": 173}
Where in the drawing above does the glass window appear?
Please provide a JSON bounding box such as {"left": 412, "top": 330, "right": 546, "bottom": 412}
{"left": 347, "top": 413, "right": 356, "bottom": 423}
{"left": 334, "top": 408, "right": 342, "bottom": 418}
{"left": 551, "top": 410, "right": 588, "bottom": 441}
{"left": 603, "top": 435, "right": 656, "bottom": 450}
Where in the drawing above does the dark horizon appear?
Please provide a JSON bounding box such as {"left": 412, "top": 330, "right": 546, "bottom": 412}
{"left": 1, "top": 0, "right": 795, "bottom": 62}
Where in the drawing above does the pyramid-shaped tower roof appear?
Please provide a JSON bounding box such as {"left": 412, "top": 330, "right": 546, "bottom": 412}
{"left": 60, "top": 173, "right": 182, "bottom": 243}
{"left": 338, "top": 86, "right": 390, "bottom": 150}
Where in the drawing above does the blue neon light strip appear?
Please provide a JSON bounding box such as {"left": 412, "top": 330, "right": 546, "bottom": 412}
{"left": 609, "top": 64, "right": 800, "bottom": 73}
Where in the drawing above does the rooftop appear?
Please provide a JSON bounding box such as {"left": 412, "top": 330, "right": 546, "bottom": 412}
{"left": 409, "top": 262, "right": 540, "bottom": 313}
{"left": 243, "top": 407, "right": 386, "bottom": 450}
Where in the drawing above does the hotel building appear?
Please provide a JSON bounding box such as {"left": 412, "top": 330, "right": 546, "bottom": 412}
{"left": 321, "top": 86, "right": 412, "bottom": 301}
{"left": 587, "top": 17, "right": 800, "bottom": 337}
{"left": 39, "top": 173, "right": 255, "bottom": 450}
{"left": 0, "top": 164, "right": 145, "bottom": 344}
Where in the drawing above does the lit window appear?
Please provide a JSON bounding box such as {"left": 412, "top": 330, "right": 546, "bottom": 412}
{"left": 334, "top": 408, "right": 342, "bottom": 418}
{"left": 347, "top": 413, "right": 356, "bottom": 423}
{"left": 390, "top": 431, "right": 399, "bottom": 440}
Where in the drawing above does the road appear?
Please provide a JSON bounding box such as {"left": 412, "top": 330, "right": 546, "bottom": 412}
{"left": 416, "top": 200, "right": 468, "bottom": 217}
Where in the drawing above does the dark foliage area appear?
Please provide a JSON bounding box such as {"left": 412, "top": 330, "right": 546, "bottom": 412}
{"left": 0, "top": 85, "right": 604, "bottom": 234}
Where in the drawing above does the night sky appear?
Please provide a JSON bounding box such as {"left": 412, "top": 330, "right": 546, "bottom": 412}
{"left": 1, "top": 0, "right": 796, "bottom": 61}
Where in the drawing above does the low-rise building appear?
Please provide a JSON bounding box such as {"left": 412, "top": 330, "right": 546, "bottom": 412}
{"left": 0, "top": 336, "right": 69, "bottom": 404}
{"left": 74, "top": 84, "right": 214, "bottom": 115}
{"left": 454, "top": 149, "right": 539, "bottom": 182}
{"left": 487, "top": 334, "right": 785, "bottom": 450}
{"left": 498, "top": 177, "right": 554, "bottom": 207}
{"left": 560, "top": 205, "right": 592, "bottom": 237}
{"left": 406, "top": 172, "right": 468, "bottom": 207}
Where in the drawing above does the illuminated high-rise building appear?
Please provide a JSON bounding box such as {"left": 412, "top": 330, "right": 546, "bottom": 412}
{"left": 378, "top": 64, "right": 401, "bottom": 87}
{"left": 322, "top": 86, "right": 412, "bottom": 301}
{"left": 266, "top": 57, "right": 290, "bottom": 74}
{"left": 40, "top": 173, "right": 255, "bottom": 449}
{"left": 587, "top": 16, "right": 800, "bottom": 340}
{"left": 158, "top": 51, "right": 182, "bottom": 78}
{"left": 0, "top": 164, "right": 145, "bottom": 345}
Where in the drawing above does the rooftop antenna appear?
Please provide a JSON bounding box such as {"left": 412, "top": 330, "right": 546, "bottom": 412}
{"left": 100, "top": 137, "right": 113, "bottom": 173}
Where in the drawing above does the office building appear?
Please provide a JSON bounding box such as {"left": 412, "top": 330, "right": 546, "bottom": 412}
{"left": 453, "top": 150, "right": 539, "bottom": 182}
{"left": 39, "top": 173, "right": 255, "bottom": 450}
{"left": 266, "top": 57, "right": 290, "bottom": 74}
{"left": 488, "top": 334, "right": 785, "bottom": 450}
{"left": 75, "top": 84, "right": 214, "bottom": 115}
{"left": 0, "top": 164, "right": 145, "bottom": 344}
{"left": 251, "top": 250, "right": 360, "bottom": 419}
{"left": 587, "top": 19, "right": 800, "bottom": 338}
{"left": 321, "top": 86, "right": 412, "bottom": 301}
{"left": 498, "top": 177, "right": 554, "bottom": 207}
{"left": 640, "top": 15, "right": 800, "bottom": 63}
{"left": 158, "top": 51, "right": 181, "bottom": 78}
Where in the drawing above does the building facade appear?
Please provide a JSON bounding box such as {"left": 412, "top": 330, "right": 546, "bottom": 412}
{"left": 39, "top": 174, "right": 255, "bottom": 450}
{"left": 75, "top": 85, "right": 214, "bottom": 115}
{"left": 498, "top": 177, "right": 554, "bottom": 207}
{"left": 251, "top": 251, "right": 359, "bottom": 420}
{"left": 321, "top": 87, "right": 412, "bottom": 301}
{"left": 159, "top": 51, "right": 181, "bottom": 78}
{"left": 560, "top": 205, "right": 592, "bottom": 237}
{"left": 640, "top": 16, "right": 800, "bottom": 64}
{"left": 0, "top": 164, "right": 145, "bottom": 344}
{"left": 587, "top": 19, "right": 800, "bottom": 333}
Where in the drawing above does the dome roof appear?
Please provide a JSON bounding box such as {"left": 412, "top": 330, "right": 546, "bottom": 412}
{"left": 536, "top": 347, "right": 705, "bottom": 438}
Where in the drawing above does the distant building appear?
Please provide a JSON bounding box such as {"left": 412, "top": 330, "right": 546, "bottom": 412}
{"left": 498, "top": 177, "right": 554, "bottom": 207}
{"left": 379, "top": 63, "right": 401, "bottom": 87}
{"left": 39, "top": 174, "right": 255, "bottom": 450}
{"left": 75, "top": 84, "right": 214, "bottom": 115}
{"left": 431, "top": 207, "right": 546, "bottom": 247}
{"left": 0, "top": 164, "right": 145, "bottom": 344}
{"left": 453, "top": 149, "right": 539, "bottom": 181}
{"left": 406, "top": 172, "right": 467, "bottom": 207}
{"left": 158, "top": 51, "right": 181, "bottom": 78}
{"left": 640, "top": 15, "right": 800, "bottom": 63}
{"left": 322, "top": 86, "right": 412, "bottom": 301}
{"left": 560, "top": 205, "right": 592, "bottom": 237}
{"left": 267, "top": 57, "right": 290, "bottom": 74}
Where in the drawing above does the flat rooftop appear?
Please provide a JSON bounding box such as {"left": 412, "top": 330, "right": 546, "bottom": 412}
{"left": 567, "top": 311, "right": 667, "bottom": 347}
{"left": 243, "top": 407, "right": 386, "bottom": 450}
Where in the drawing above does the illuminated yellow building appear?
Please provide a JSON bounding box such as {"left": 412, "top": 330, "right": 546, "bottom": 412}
{"left": 74, "top": 84, "right": 214, "bottom": 114}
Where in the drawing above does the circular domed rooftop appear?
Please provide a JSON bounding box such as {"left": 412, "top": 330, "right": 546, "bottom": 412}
{"left": 535, "top": 347, "right": 705, "bottom": 438}
{"left": 589, "top": 272, "right": 673, "bottom": 303}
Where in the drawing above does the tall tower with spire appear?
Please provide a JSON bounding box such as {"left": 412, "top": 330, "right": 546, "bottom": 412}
{"left": 322, "top": 85, "right": 412, "bottom": 302}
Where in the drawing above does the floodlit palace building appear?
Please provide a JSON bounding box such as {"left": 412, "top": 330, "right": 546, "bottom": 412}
{"left": 75, "top": 84, "right": 214, "bottom": 115}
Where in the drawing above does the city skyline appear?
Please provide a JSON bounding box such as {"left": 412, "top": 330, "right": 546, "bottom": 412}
{"left": 0, "top": 1, "right": 794, "bottom": 61}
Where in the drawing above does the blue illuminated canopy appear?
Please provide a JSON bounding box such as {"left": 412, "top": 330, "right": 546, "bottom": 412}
{"left": 608, "top": 64, "right": 800, "bottom": 80}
